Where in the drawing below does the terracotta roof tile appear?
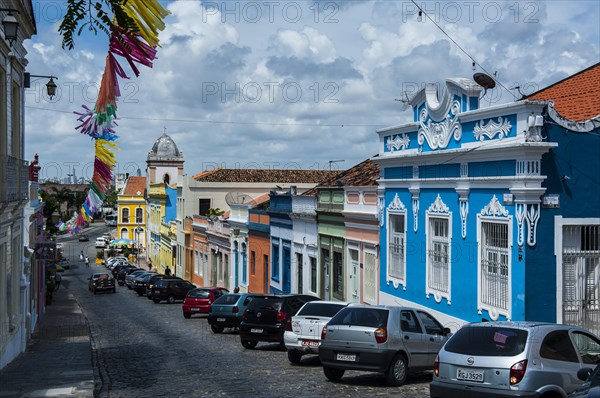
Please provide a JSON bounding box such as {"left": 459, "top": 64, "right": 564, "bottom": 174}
{"left": 303, "top": 158, "right": 380, "bottom": 195}
{"left": 525, "top": 62, "right": 600, "bottom": 122}
{"left": 192, "top": 169, "right": 338, "bottom": 184}
{"left": 122, "top": 176, "right": 146, "bottom": 196}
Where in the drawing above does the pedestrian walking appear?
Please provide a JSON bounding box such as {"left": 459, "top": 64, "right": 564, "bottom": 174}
{"left": 85, "top": 256, "right": 90, "bottom": 267}
{"left": 54, "top": 272, "right": 62, "bottom": 290}
{"left": 233, "top": 286, "right": 240, "bottom": 293}
{"left": 80, "top": 251, "right": 84, "bottom": 262}
{"left": 165, "top": 266, "right": 171, "bottom": 276}
{"left": 147, "top": 258, "right": 152, "bottom": 271}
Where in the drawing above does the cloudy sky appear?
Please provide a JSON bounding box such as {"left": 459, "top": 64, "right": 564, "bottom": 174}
{"left": 24, "top": 0, "right": 599, "bottom": 182}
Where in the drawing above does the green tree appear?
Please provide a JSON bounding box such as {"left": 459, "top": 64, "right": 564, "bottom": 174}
{"left": 206, "top": 208, "right": 225, "bottom": 218}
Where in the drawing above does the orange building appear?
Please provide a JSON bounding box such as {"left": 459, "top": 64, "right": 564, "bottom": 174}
{"left": 191, "top": 215, "right": 209, "bottom": 287}
{"left": 247, "top": 209, "right": 270, "bottom": 293}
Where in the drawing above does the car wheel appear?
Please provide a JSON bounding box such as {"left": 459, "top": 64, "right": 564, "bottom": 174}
{"left": 323, "top": 366, "right": 344, "bottom": 382}
{"left": 241, "top": 339, "right": 258, "bottom": 349}
{"left": 112, "top": 288, "right": 116, "bottom": 293}
{"left": 152, "top": 298, "right": 161, "bottom": 304}
{"left": 183, "top": 312, "right": 191, "bottom": 319}
{"left": 93, "top": 288, "right": 97, "bottom": 295}
{"left": 137, "top": 291, "right": 144, "bottom": 296}
{"left": 385, "top": 354, "right": 407, "bottom": 386}
{"left": 287, "top": 350, "right": 302, "bottom": 364}
{"left": 211, "top": 325, "right": 224, "bottom": 334}
{"left": 127, "top": 286, "right": 132, "bottom": 290}
{"left": 167, "top": 296, "right": 175, "bottom": 304}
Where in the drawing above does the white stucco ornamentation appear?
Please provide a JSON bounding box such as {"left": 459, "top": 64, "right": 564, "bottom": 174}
{"left": 387, "top": 134, "right": 410, "bottom": 151}
{"left": 427, "top": 194, "right": 450, "bottom": 214}
{"left": 473, "top": 117, "right": 512, "bottom": 141}
{"left": 460, "top": 200, "right": 468, "bottom": 238}
{"left": 480, "top": 195, "right": 509, "bottom": 217}
{"left": 516, "top": 203, "right": 540, "bottom": 247}
{"left": 388, "top": 193, "right": 406, "bottom": 211}
{"left": 418, "top": 101, "right": 462, "bottom": 151}
{"left": 412, "top": 197, "right": 419, "bottom": 232}
{"left": 378, "top": 196, "right": 385, "bottom": 226}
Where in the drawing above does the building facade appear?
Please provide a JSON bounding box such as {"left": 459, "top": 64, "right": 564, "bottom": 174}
{"left": 116, "top": 176, "right": 146, "bottom": 251}
{"left": 373, "top": 74, "right": 599, "bottom": 333}
{"left": 0, "top": 0, "right": 37, "bottom": 369}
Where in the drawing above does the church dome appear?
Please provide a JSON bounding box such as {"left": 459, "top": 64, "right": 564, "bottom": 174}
{"left": 147, "top": 133, "right": 183, "bottom": 161}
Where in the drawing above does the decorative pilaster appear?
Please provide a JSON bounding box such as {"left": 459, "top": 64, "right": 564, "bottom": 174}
{"left": 409, "top": 187, "right": 420, "bottom": 232}
{"left": 455, "top": 187, "right": 470, "bottom": 239}
{"left": 510, "top": 187, "right": 545, "bottom": 247}
{"left": 378, "top": 194, "right": 385, "bottom": 227}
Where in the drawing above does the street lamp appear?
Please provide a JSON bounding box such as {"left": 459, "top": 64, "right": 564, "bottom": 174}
{"left": 1, "top": 8, "right": 19, "bottom": 47}
{"left": 24, "top": 73, "right": 58, "bottom": 99}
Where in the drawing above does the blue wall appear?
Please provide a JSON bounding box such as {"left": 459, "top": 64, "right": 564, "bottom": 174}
{"left": 165, "top": 185, "right": 177, "bottom": 222}
{"left": 525, "top": 123, "right": 600, "bottom": 322}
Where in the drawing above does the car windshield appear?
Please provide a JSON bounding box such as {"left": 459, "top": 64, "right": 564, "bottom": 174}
{"left": 297, "top": 302, "right": 347, "bottom": 317}
{"left": 444, "top": 326, "right": 528, "bottom": 356}
{"left": 188, "top": 289, "right": 210, "bottom": 298}
{"left": 328, "top": 307, "right": 388, "bottom": 328}
{"left": 213, "top": 294, "right": 241, "bottom": 305}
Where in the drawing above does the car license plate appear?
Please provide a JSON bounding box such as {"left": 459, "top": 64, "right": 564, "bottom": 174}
{"left": 191, "top": 308, "right": 199, "bottom": 311}
{"left": 336, "top": 353, "right": 356, "bottom": 362}
{"left": 301, "top": 340, "right": 319, "bottom": 347}
{"left": 457, "top": 368, "right": 484, "bottom": 382}
{"left": 217, "top": 318, "right": 226, "bottom": 322}
{"left": 251, "top": 328, "right": 263, "bottom": 334}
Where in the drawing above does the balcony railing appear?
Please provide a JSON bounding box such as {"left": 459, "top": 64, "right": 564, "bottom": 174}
{"left": 0, "top": 155, "right": 29, "bottom": 203}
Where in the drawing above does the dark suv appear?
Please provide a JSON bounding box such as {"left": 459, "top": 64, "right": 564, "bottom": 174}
{"left": 150, "top": 279, "right": 195, "bottom": 304}
{"left": 239, "top": 294, "right": 320, "bottom": 349}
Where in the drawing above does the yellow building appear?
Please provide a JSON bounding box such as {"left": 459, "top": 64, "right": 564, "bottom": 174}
{"left": 116, "top": 176, "right": 147, "bottom": 256}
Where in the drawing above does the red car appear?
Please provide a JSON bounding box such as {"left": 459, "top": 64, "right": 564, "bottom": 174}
{"left": 182, "top": 287, "right": 229, "bottom": 318}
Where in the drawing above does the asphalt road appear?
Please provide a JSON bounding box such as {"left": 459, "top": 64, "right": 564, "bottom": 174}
{"left": 62, "top": 224, "right": 433, "bottom": 398}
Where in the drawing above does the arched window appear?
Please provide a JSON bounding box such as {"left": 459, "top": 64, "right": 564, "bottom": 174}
{"left": 122, "top": 208, "right": 130, "bottom": 223}
{"left": 136, "top": 208, "right": 143, "bottom": 223}
{"left": 120, "top": 228, "right": 129, "bottom": 239}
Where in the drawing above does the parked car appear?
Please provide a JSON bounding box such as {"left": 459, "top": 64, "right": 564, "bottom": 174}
{"left": 132, "top": 272, "right": 158, "bottom": 296}
{"left": 116, "top": 266, "right": 140, "bottom": 285}
{"left": 95, "top": 237, "right": 108, "bottom": 248}
{"left": 208, "top": 293, "right": 263, "bottom": 333}
{"left": 145, "top": 275, "right": 182, "bottom": 298}
{"left": 78, "top": 234, "right": 89, "bottom": 242}
{"left": 239, "top": 294, "right": 320, "bottom": 349}
{"left": 150, "top": 279, "right": 196, "bottom": 304}
{"left": 319, "top": 305, "right": 450, "bottom": 386}
{"left": 569, "top": 365, "right": 600, "bottom": 398}
{"left": 88, "top": 273, "right": 116, "bottom": 294}
{"left": 182, "top": 287, "right": 229, "bottom": 319}
{"left": 104, "top": 256, "right": 127, "bottom": 267}
{"left": 284, "top": 301, "right": 349, "bottom": 364}
{"left": 125, "top": 270, "right": 150, "bottom": 289}
{"left": 111, "top": 262, "right": 133, "bottom": 277}
{"left": 430, "top": 322, "right": 600, "bottom": 398}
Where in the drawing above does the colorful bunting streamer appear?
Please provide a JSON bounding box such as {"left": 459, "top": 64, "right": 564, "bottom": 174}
{"left": 61, "top": 1, "right": 170, "bottom": 234}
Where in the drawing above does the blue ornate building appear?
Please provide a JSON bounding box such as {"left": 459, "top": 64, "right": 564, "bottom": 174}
{"left": 374, "top": 66, "right": 599, "bottom": 333}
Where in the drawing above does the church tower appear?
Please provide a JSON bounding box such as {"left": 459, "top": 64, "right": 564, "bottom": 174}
{"left": 146, "top": 132, "right": 184, "bottom": 185}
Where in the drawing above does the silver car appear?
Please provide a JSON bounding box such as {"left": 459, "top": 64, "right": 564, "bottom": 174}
{"left": 284, "top": 300, "right": 349, "bottom": 364}
{"left": 430, "top": 322, "right": 600, "bottom": 398}
{"left": 319, "top": 304, "right": 450, "bottom": 386}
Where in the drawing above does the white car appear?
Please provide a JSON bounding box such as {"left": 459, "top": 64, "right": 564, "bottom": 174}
{"left": 105, "top": 256, "right": 128, "bottom": 268}
{"left": 95, "top": 237, "right": 108, "bottom": 248}
{"left": 283, "top": 300, "right": 349, "bottom": 364}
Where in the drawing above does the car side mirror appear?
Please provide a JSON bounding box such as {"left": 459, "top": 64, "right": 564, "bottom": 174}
{"left": 577, "top": 368, "right": 593, "bottom": 381}
{"left": 443, "top": 327, "right": 451, "bottom": 336}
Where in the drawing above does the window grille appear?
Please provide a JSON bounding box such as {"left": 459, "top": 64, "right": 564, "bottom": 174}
{"left": 480, "top": 221, "right": 510, "bottom": 312}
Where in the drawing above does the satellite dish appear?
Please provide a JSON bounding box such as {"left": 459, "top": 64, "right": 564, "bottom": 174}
{"left": 473, "top": 72, "right": 496, "bottom": 101}
{"left": 225, "top": 192, "right": 255, "bottom": 206}
{"left": 473, "top": 72, "right": 496, "bottom": 90}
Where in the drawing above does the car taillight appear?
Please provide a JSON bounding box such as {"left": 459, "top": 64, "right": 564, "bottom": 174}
{"left": 321, "top": 326, "right": 327, "bottom": 340}
{"left": 510, "top": 359, "right": 527, "bottom": 385}
{"left": 276, "top": 311, "right": 286, "bottom": 322}
{"left": 374, "top": 327, "right": 387, "bottom": 344}
{"left": 433, "top": 355, "right": 439, "bottom": 377}
{"left": 242, "top": 310, "right": 249, "bottom": 321}
{"left": 232, "top": 306, "right": 239, "bottom": 313}
{"left": 285, "top": 318, "right": 292, "bottom": 331}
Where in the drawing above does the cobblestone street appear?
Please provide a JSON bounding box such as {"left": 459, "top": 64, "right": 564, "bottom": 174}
{"left": 68, "top": 255, "right": 432, "bottom": 397}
